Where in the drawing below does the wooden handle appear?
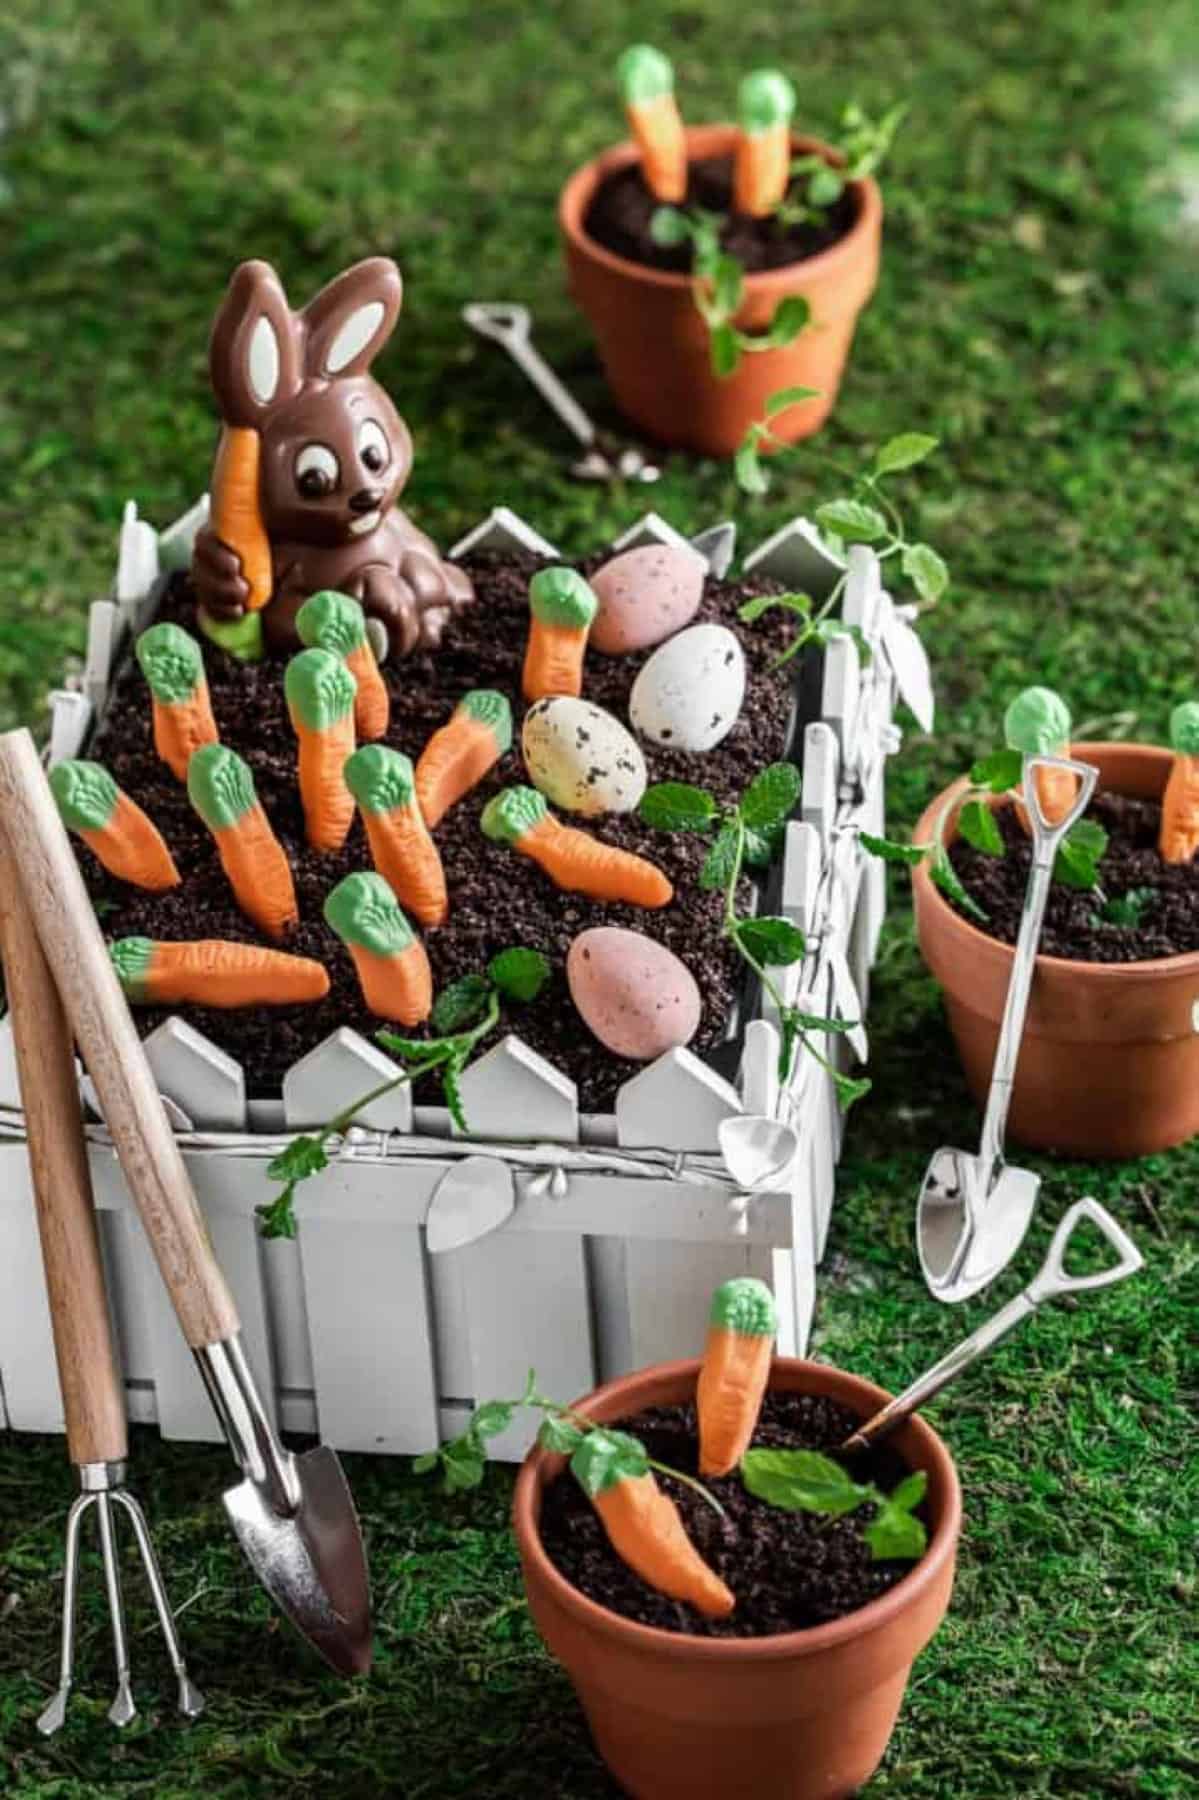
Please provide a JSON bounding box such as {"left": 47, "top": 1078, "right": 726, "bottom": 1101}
{"left": 0, "top": 847, "right": 127, "bottom": 1465}
{"left": 0, "top": 729, "right": 239, "bottom": 1349}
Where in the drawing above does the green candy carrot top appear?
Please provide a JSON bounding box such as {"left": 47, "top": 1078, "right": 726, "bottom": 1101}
{"left": 524, "top": 568, "right": 599, "bottom": 700}
{"left": 135, "top": 622, "right": 219, "bottom": 781}
{"left": 285, "top": 647, "right": 357, "bottom": 732}
{"left": 187, "top": 741, "right": 256, "bottom": 830}
{"left": 737, "top": 69, "right": 796, "bottom": 133}
{"left": 110, "top": 935, "right": 157, "bottom": 1002}
{"left": 708, "top": 1275, "right": 778, "bottom": 1337}
{"left": 344, "top": 745, "right": 447, "bottom": 926}
{"left": 295, "top": 589, "right": 390, "bottom": 740}
{"left": 415, "top": 689, "right": 513, "bottom": 825}
{"left": 49, "top": 759, "right": 179, "bottom": 893}
{"left": 1004, "top": 684, "right": 1077, "bottom": 830}
{"left": 187, "top": 742, "right": 298, "bottom": 939}
{"left": 480, "top": 785, "right": 548, "bottom": 845}
{"left": 324, "top": 871, "right": 432, "bottom": 1025}
{"left": 285, "top": 648, "right": 358, "bottom": 851}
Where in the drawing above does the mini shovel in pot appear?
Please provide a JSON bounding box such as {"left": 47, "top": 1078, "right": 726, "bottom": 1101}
{"left": 0, "top": 728, "right": 371, "bottom": 1678}
{"left": 918, "top": 753, "right": 1098, "bottom": 1303}
{"left": 843, "top": 1195, "right": 1143, "bottom": 1453}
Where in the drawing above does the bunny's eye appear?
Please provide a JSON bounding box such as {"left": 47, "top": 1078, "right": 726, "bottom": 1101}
{"left": 357, "top": 419, "right": 390, "bottom": 475}
{"left": 295, "top": 443, "right": 339, "bottom": 499}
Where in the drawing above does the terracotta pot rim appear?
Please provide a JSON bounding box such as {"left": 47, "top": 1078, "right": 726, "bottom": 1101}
{"left": 913, "top": 740, "right": 1199, "bottom": 980}
{"left": 513, "top": 1355, "right": 961, "bottom": 1663}
{"left": 559, "top": 123, "right": 883, "bottom": 297}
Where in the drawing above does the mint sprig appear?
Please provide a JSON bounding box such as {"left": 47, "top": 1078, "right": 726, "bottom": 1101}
{"left": 650, "top": 206, "right": 811, "bottom": 378}
{"left": 741, "top": 1447, "right": 928, "bottom": 1563}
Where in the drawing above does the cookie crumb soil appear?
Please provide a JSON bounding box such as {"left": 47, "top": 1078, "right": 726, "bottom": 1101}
{"left": 538, "top": 1392, "right": 923, "bottom": 1638}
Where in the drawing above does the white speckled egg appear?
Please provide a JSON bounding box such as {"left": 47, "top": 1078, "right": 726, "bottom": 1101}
{"left": 522, "top": 696, "right": 647, "bottom": 816}
{"left": 567, "top": 927, "right": 701, "bottom": 1060}
{"left": 589, "top": 543, "right": 705, "bottom": 655}
{"left": 629, "top": 623, "right": 746, "bottom": 752}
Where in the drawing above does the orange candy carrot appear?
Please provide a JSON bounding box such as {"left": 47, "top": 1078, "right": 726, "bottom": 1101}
{"left": 187, "top": 743, "right": 297, "bottom": 940}
{"left": 733, "top": 70, "right": 797, "bottom": 217}
{"left": 324, "top": 871, "right": 432, "bottom": 1026}
{"left": 415, "top": 689, "right": 513, "bottom": 827}
{"left": 110, "top": 936, "right": 329, "bottom": 1008}
{"left": 1004, "top": 686, "right": 1077, "bottom": 833}
{"left": 296, "top": 589, "right": 390, "bottom": 741}
{"left": 617, "top": 45, "right": 687, "bottom": 204}
{"left": 49, "top": 760, "right": 179, "bottom": 893}
{"left": 284, "top": 648, "right": 358, "bottom": 852}
{"left": 344, "top": 744, "right": 447, "bottom": 928}
{"left": 135, "top": 622, "right": 219, "bottom": 782}
{"left": 571, "top": 1430, "right": 734, "bottom": 1619}
{"left": 1159, "top": 701, "right": 1199, "bottom": 865}
{"left": 522, "top": 569, "right": 599, "bottom": 702}
{"left": 696, "top": 1277, "right": 778, "bottom": 1477}
{"left": 202, "top": 425, "right": 273, "bottom": 662}
{"left": 481, "top": 786, "right": 672, "bottom": 909}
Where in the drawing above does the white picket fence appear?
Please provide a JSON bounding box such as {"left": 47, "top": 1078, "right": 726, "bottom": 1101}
{"left": 0, "top": 501, "right": 933, "bottom": 1460}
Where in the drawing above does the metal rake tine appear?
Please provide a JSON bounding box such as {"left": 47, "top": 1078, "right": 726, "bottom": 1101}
{"left": 36, "top": 1492, "right": 95, "bottom": 1737}
{"left": 95, "top": 1493, "right": 137, "bottom": 1728}
{"left": 112, "top": 1490, "right": 205, "bottom": 1719}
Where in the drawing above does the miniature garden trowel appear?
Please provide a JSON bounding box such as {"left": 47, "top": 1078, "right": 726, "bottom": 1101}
{"left": 918, "top": 752, "right": 1098, "bottom": 1303}
{"left": 0, "top": 728, "right": 371, "bottom": 1678}
{"left": 843, "top": 1196, "right": 1143, "bottom": 1453}
{"left": 463, "top": 302, "right": 660, "bottom": 482}
{"left": 0, "top": 846, "right": 204, "bottom": 1733}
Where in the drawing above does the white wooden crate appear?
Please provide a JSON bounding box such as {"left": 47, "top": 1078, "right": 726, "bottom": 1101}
{"left": 0, "top": 510, "right": 933, "bottom": 1456}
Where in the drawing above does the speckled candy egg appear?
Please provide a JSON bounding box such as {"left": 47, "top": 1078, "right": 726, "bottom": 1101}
{"left": 567, "top": 927, "right": 701, "bottom": 1061}
{"left": 589, "top": 543, "right": 705, "bottom": 655}
{"left": 629, "top": 623, "right": 746, "bottom": 752}
{"left": 522, "top": 696, "right": 647, "bottom": 816}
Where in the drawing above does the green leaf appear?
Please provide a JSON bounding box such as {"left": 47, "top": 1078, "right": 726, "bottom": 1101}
{"left": 742, "top": 823, "right": 782, "bottom": 866}
{"left": 638, "top": 782, "right": 719, "bottom": 832}
{"left": 700, "top": 820, "right": 741, "bottom": 890}
{"left": 741, "top": 1447, "right": 871, "bottom": 1517}
{"left": 815, "top": 499, "right": 888, "bottom": 543}
{"left": 256, "top": 1189, "right": 300, "bottom": 1241}
{"left": 788, "top": 1009, "right": 854, "bottom": 1034}
{"left": 740, "top": 761, "right": 802, "bottom": 829}
{"left": 808, "top": 619, "right": 872, "bottom": 664}
{"left": 266, "top": 1134, "right": 329, "bottom": 1185}
{"left": 889, "top": 1471, "right": 928, "bottom": 1514}
{"left": 736, "top": 916, "right": 807, "bottom": 967}
{"left": 860, "top": 830, "right": 928, "bottom": 867}
{"left": 412, "top": 1451, "right": 440, "bottom": 1475}
{"left": 470, "top": 1400, "right": 516, "bottom": 1440}
{"left": 711, "top": 254, "right": 744, "bottom": 319}
{"left": 570, "top": 1427, "right": 650, "bottom": 1498}
{"left": 765, "top": 385, "right": 821, "bottom": 417}
{"left": 874, "top": 432, "right": 939, "bottom": 476}
{"left": 834, "top": 1073, "right": 872, "bottom": 1110}
{"left": 650, "top": 206, "right": 692, "bottom": 247}
{"left": 901, "top": 542, "right": 949, "bottom": 604}
{"left": 488, "top": 947, "right": 550, "bottom": 1003}
{"left": 1097, "top": 886, "right": 1154, "bottom": 928}
{"left": 734, "top": 435, "right": 770, "bottom": 496}
{"left": 807, "top": 165, "right": 844, "bottom": 207}
{"left": 970, "top": 748, "right": 1024, "bottom": 793}
{"left": 441, "top": 1061, "right": 468, "bottom": 1133}
{"left": 865, "top": 1504, "right": 928, "bottom": 1561}
{"left": 432, "top": 973, "right": 492, "bottom": 1033}
{"left": 441, "top": 1437, "right": 486, "bottom": 1493}
{"left": 739, "top": 592, "right": 812, "bottom": 623}
{"left": 957, "top": 798, "right": 1004, "bottom": 856}
{"left": 538, "top": 1413, "right": 587, "bottom": 1455}
{"left": 763, "top": 294, "right": 809, "bottom": 346}
{"left": 930, "top": 846, "right": 988, "bottom": 921}
{"left": 710, "top": 322, "right": 741, "bottom": 378}
{"left": 1055, "top": 821, "right": 1108, "bottom": 890}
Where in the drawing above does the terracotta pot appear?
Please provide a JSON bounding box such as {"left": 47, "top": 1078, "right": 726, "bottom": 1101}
{"left": 514, "top": 1356, "right": 959, "bottom": 1800}
{"left": 914, "top": 741, "right": 1199, "bottom": 1158}
{"left": 559, "top": 125, "right": 883, "bottom": 457}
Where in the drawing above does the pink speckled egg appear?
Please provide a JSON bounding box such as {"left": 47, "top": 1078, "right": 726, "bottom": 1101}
{"left": 567, "top": 926, "right": 701, "bottom": 1061}
{"left": 589, "top": 544, "right": 705, "bottom": 656}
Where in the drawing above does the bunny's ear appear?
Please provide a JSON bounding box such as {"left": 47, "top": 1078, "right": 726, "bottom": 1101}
{"left": 302, "top": 257, "right": 403, "bottom": 379}
{"left": 208, "top": 261, "right": 303, "bottom": 428}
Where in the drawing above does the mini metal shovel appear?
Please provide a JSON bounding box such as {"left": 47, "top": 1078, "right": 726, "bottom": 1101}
{"left": 843, "top": 1195, "right": 1144, "bottom": 1453}
{"left": 918, "top": 753, "right": 1099, "bottom": 1303}
{"left": 462, "top": 302, "right": 660, "bottom": 483}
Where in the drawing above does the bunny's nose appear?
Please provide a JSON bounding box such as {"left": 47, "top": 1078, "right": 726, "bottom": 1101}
{"left": 349, "top": 487, "right": 384, "bottom": 515}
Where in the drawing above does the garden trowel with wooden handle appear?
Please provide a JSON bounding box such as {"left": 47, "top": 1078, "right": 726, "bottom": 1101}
{"left": 0, "top": 727, "right": 371, "bottom": 1677}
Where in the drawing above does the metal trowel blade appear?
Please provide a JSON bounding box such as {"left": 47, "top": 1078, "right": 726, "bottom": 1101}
{"left": 222, "top": 1443, "right": 371, "bottom": 1676}
{"left": 917, "top": 1147, "right": 1040, "bottom": 1304}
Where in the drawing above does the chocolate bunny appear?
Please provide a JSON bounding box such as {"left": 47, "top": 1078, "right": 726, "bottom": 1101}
{"left": 192, "top": 256, "right": 473, "bottom": 659}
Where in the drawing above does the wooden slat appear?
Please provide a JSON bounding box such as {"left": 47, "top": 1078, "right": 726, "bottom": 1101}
{"left": 0, "top": 1145, "right": 64, "bottom": 1430}
{"left": 144, "top": 1016, "right": 247, "bottom": 1131}
{"left": 743, "top": 517, "right": 844, "bottom": 601}
{"left": 615, "top": 1048, "right": 741, "bottom": 1152}
{"left": 282, "top": 1027, "right": 411, "bottom": 1132}
{"left": 455, "top": 1034, "right": 578, "bottom": 1141}
{"left": 449, "top": 506, "right": 559, "bottom": 560}
{"left": 801, "top": 722, "right": 839, "bottom": 852}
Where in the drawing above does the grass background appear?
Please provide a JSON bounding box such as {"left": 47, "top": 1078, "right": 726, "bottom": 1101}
{"left": 1, "top": 0, "right": 1197, "bottom": 1793}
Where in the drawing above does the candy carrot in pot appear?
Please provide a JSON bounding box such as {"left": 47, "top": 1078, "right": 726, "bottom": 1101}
{"left": 1159, "top": 701, "right": 1199, "bottom": 864}
{"left": 134, "top": 622, "right": 219, "bottom": 782}
{"left": 110, "top": 936, "right": 329, "bottom": 1008}
{"left": 571, "top": 1429, "right": 734, "bottom": 1619}
{"left": 284, "top": 648, "right": 358, "bottom": 852}
{"left": 324, "top": 871, "right": 432, "bottom": 1025}
{"left": 49, "top": 760, "right": 179, "bottom": 893}
{"left": 296, "top": 589, "right": 390, "bottom": 742}
{"left": 1004, "top": 686, "right": 1077, "bottom": 833}
{"left": 733, "top": 70, "right": 797, "bottom": 217}
{"left": 481, "top": 787, "right": 673, "bottom": 908}
{"left": 617, "top": 44, "right": 687, "bottom": 204}
{"left": 415, "top": 689, "right": 512, "bottom": 827}
{"left": 344, "top": 744, "right": 448, "bottom": 928}
{"left": 187, "top": 743, "right": 297, "bottom": 940}
{"left": 522, "top": 568, "right": 598, "bottom": 703}
{"left": 696, "top": 1276, "right": 778, "bottom": 1477}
